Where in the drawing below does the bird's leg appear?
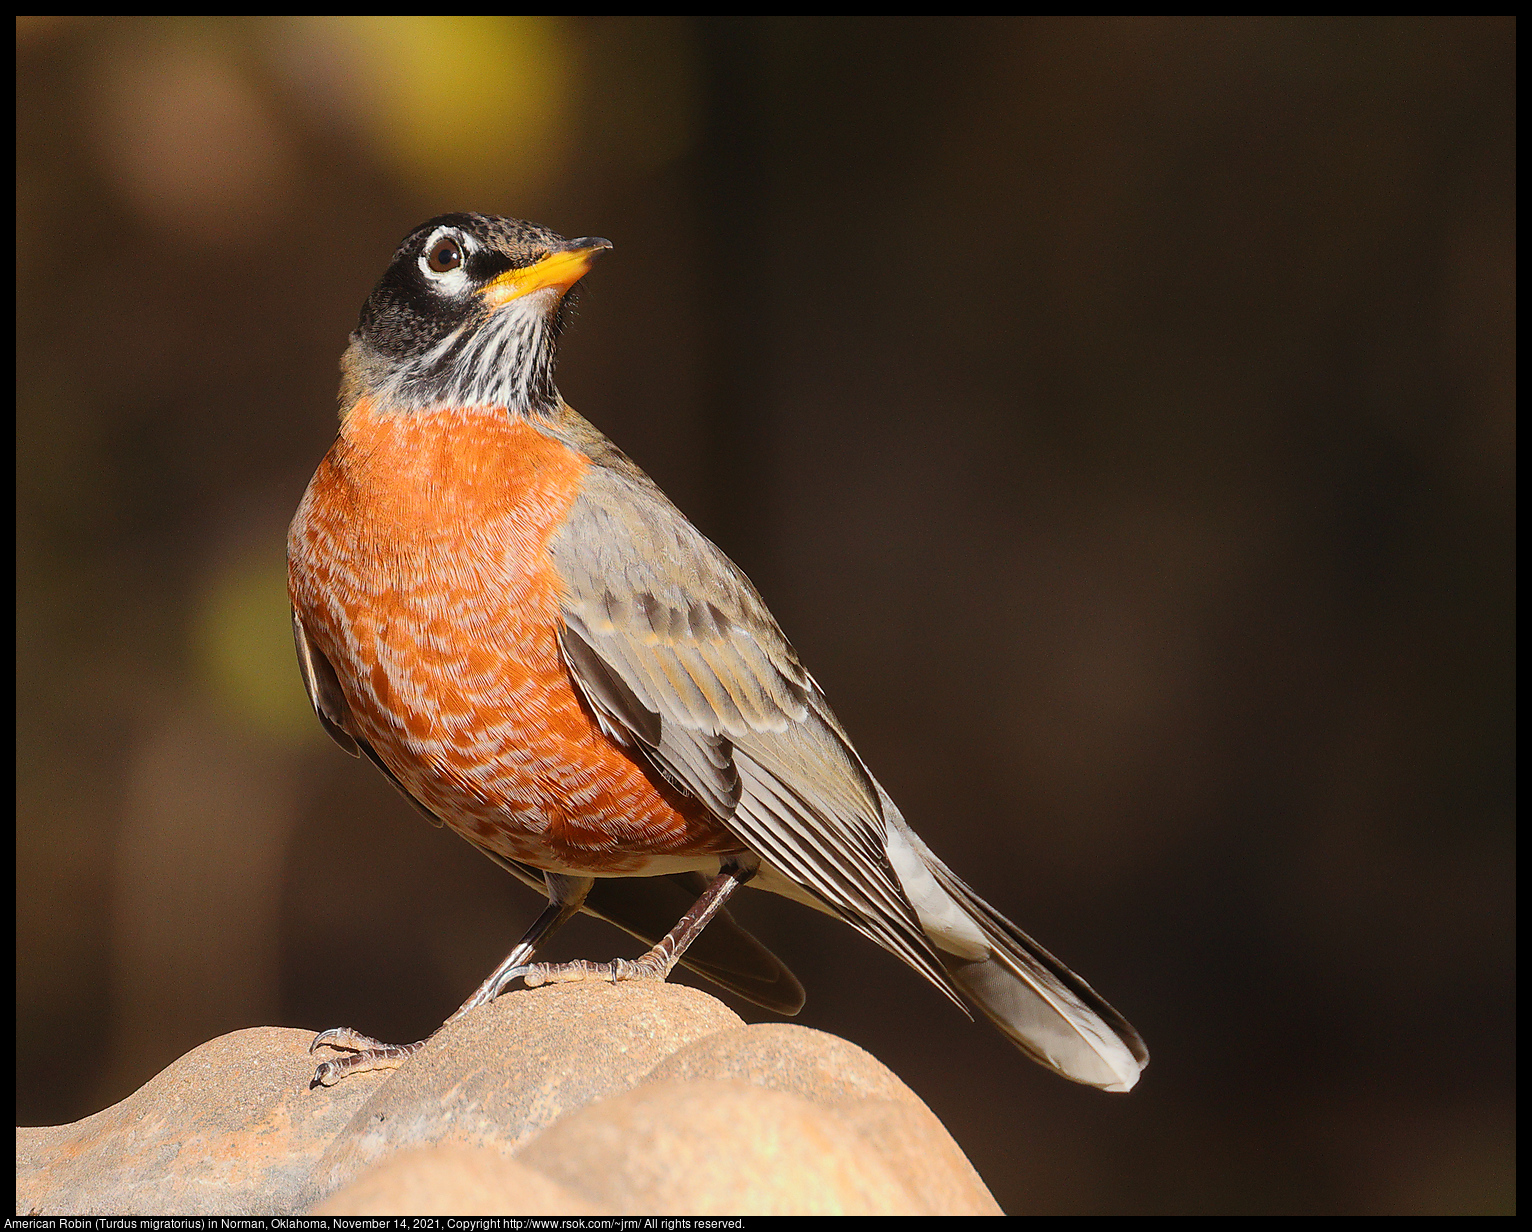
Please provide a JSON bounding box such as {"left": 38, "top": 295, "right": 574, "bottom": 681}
{"left": 309, "top": 873, "right": 593, "bottom": 1087}
{"left": 514, "top": 859, "right": 756, "bottom": 990}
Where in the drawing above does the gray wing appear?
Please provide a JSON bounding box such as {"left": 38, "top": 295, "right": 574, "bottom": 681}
{"left": 292, "top": 609, "right": 360, "bottom": 758}
{"left": 549, "top": 455, "right": 960, "bottom": 1004}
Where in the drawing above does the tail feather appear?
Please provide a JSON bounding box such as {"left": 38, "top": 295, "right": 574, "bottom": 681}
{"left": 931, "top": 860, "right": 1148, "bottom": 1092}
{"left": 879, "top": 790, "right": 1148, "bottom": 1092}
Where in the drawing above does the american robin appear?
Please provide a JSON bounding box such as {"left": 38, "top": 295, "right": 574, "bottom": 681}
{"left": 288, "top": 213, "right": 1148, "bottom": 1092}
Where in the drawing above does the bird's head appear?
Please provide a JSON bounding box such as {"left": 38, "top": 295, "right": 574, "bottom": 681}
{"left": 340, "top": 213, "right": 611, "bottom": 417}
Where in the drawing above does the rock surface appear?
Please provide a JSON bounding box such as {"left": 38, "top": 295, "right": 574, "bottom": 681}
{"left": 17, "top": 982, "right": 1003, "bottom": 1215}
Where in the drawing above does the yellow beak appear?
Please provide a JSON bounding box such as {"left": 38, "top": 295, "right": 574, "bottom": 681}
{"left": 480, "top": 238, "right": 612, "bottom": 307}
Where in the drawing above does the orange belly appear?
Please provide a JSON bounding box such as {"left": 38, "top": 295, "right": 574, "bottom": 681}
{"left": 287, "top": 400, "right": 739, "bottom": 873}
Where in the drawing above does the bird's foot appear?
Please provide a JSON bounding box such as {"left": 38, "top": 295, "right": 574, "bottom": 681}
{"left": 305, "top": 954, "right": 667, "bottom": 1086}
{"left": 308, "top": 1026, "right": 430, "bottom": 1087}
{"left": 512, "top": 954, "right": 670, "bottom": 988}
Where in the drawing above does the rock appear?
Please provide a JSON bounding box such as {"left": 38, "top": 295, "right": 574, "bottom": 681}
{"left": 516, "top": 1077, "right": 924, "bottom": 1215}
{"left": 641, "top": 1023, "right": 1000, "bottom": 1214}
{"left": 17, "top": 982, "right": 1003, "bottom": 1215}
{"left": 296, "top": 981, "right": 742, "bottom": 1209}
{"left": 312, "top": 1146, "right": 605, "bottom": 1216}
{"left": 16, "top": 1026, "right": 383, "bottom": 1215}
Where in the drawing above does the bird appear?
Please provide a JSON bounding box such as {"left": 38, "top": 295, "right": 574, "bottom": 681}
{"left": 287, "top": 212, "right": 1149, "bottom": 1093}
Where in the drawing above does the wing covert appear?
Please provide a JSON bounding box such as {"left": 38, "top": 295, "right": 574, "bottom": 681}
{"left": 547, "top": 446, "right": 959, "bottom": 998}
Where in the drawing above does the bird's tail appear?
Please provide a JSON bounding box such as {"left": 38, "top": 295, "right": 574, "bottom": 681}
{"left": 880, "top": 792, "right": 1148, "bottom": 1093}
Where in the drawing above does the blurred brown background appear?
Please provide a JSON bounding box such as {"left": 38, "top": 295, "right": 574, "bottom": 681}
{"left": 16, "top": 16, "right": 1513, "bottom": 1215}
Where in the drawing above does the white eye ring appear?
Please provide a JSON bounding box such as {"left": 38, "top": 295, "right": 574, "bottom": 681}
{"left": 418, "top": 227, "right": 475, "bottom": 293}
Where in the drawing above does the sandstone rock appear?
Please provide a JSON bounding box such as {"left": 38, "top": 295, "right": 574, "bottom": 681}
{"left": 517, "top": 1077, "right": 924, "bottom": 1215}
{"left": 16, "top": 1026, "right": 383, "bottom": 1215}
{"left": 313, "top": 1145, "right": 607, "bottom": 1216}
{"left": 295, "top": 981, "right": 742, "bottom": 1209}
{"left": 642, "top": 1023, "right": 1001, "bottom": 1214}
{"left": 17, "top": 982, "right": 1003, "bottom": 1215}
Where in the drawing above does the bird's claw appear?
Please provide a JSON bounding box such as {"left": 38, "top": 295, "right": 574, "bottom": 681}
{"left": 308, "top": 1027, "right": 424, "bottom": 1087}
{"left": 309, "top": 1025, "right": 391, "bottom": 1055}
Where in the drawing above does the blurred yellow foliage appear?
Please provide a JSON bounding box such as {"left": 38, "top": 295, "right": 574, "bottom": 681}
{"left": 298, "top": 16, "right": 573, "bottom": 200}
{"left": 194, "top": 553, "right": 316, "bottom": 744}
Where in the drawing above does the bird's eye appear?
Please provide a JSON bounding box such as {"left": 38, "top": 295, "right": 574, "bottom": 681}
{"left": 427, "top": 237, "right": 463, "bottom": 273}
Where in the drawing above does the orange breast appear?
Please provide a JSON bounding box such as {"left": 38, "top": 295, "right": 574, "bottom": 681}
{"left": 287, "top": 399, "right": 738, "bottom": 873}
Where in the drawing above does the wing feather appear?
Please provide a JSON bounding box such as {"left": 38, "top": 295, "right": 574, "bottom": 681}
{"left": 547, "top": 442, "right": 957, "bottom": 1001}
{"left": 291, "top": 609, "right": 360, "bottom": 757}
